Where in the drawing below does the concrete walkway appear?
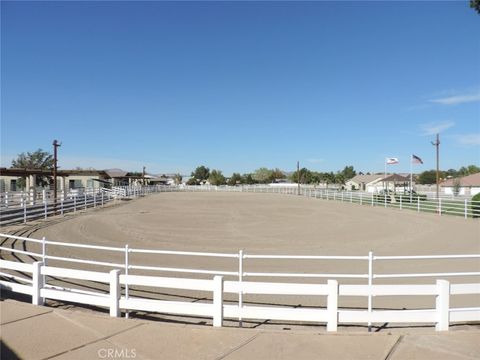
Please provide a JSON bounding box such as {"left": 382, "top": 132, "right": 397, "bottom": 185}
{"left": 1, "top": 299, "right": 479, "bottom": 360}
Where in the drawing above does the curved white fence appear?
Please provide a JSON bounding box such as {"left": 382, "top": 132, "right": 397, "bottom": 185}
{"left": 2, "top": 184, "right": 480, "bottom": 227}
{"left": 0, "top": 233, "right": 479, "bottom": 331}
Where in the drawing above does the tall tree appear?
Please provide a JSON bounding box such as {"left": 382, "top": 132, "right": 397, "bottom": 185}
{"left": 252, "top": 168, "right": 274, "bottom": 183}
{"left": 290, "top": 168, "right": 313, "bottom": 184}
{"left": 11, "top": 149, "right": 54, "bottom": 188}
{"left": 227, "top": 173, "right": 242, "bottom": 186}
{"left": 173, "top": 173, "right": 183, "bottom": 185}
{"left": 242, "top": 173, "right": 256, "bottom": 185}
{"left": 11, "top": 149, "right": 53, "bottom": 169}
{"left": 458, "top": 165, "right": 480, "bottom": 176}
{"left": 418, "top": 170, "right": 443, "bottom": 184}
{"left": 340, "top": 165, "right": 356, "bottom": 180}
{"left": 191, "top": 166, "right": 210, "bottom": 183}
{"left": 208, "top": 169, "right": 226, "bottom": 186}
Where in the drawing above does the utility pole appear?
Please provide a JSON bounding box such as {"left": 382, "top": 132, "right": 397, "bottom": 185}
{"left": 142, "top": 166, "right": 146, "bottom": 185}
{"left": 52, "top": 140, "right": 61, "bottom": 213}
{"left": 431, "top": 133, "right": 440, "bottom": 199}
{"left": 297, "top": 161, "right": 300, "bottom": 196}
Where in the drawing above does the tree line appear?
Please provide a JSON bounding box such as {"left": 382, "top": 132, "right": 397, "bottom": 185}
{"left": 186, "top": 165, "right": 358, "bottom": 186}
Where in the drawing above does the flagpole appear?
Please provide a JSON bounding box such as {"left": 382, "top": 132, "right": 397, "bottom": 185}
{"left": 384, "top": 158, "right": 387, "bottom": 192}
{"left": 410, "top": 155, "right": 413, "bottom": 202}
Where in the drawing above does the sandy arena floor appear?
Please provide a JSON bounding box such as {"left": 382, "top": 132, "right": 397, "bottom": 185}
{"left": 2, "top": 192, "right": 479, "bottom": 330}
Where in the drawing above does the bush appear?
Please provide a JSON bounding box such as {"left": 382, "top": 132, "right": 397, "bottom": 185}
{"left": 472, "top": 193, "right": 480, "bottom": 218}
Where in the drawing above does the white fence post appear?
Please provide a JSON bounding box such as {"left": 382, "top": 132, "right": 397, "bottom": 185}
{"left": 417, "top": 196, "right": 420, "bottom": 212}
{"left": 42, "top": 236, "right": 47, "bottom": 286}
{"left": 436, "top": 279, "right": 450, "bottom": 331}
{"left": 368, "top": 251, "right": 373, "bottom": 332}
{"left": 238, "top": 250, "right": 244, "bottom": 327}
{"left": 125, "top": 244, "right": 130, "bottom": 319}
{"left": 327, "top": 279, "right": 338, "bottom": 332}
{"left": 23, "top": 197, "right": 27, "bottom": 223}
{"left": 110, "top": 269, "right": 121, "bottom": 317}
{"left": 32, "top": 261, "right": 44, "bottom": 306}
{"left": 74, "top": 196, "right": 77, "bottom": 213}
{"left": 5, "top": 192, "right": 8, "bottom": 208}
{"left": 213, "top": 275, "right": 224, "bottom": 327}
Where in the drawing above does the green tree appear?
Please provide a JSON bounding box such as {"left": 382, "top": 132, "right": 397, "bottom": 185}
{"left": 290, "top": 168, "right": 313, "bottom": 184}
{"left": 334, "top": 173, "right": 346, "bottom": 186}
{"left": 208, "top": 169, "right": 226, "bottom": 186}
{"left": 252, "top": 167, "right": 274, "bottom": 183}
{"left": 471, "top": 0, "right": 480, "bottom": 14}
{"left": 242, "top": 173, "right": 256, "bottom": 185}
{"left": 191, "top": 166, "right": 210, "bottom": 183}
{"left": 458, "top": 165, "right": 480, "bottom": 176}
{"left": 417, "top": 170, "right": 444, "bottom": 185}
{"left": 12, "top": 149, "right": 53, "bottom": 169}
{"left": 227, "top": 173, "right": 242, "bottom": 186}
{"left": 186, "top": 177, "right": 197, "bottom": 185}
{"left": 445, "top": 169, "right": 458, "bottom": 178}
{"left": 340, "top": 165, "right": 356, "bottom": 180}
{"left": 322, "top": 172, "right": 335, "bottom": 185}
{"left": 173, "top": 173, "right": 183, "bottom": 185}
{"left": 11, "top": 149, "right": 54, "bottom": 188}
{"left": 271, "top": 168, "right": 286, "bottom": 182}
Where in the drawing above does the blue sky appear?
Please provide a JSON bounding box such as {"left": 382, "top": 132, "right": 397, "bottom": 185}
{"left": 1, "top": 1, "right": 479, "bottom": 176}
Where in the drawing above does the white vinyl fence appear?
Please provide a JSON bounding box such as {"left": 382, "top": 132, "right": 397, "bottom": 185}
{"left": 1, "top": 233, "right": 479, "bottom": 332}
{"left": 2, "top": 185, "right": 479, "bottom": 226}
{"left": 0, "top": 185, "right": 162, "bottom": 226}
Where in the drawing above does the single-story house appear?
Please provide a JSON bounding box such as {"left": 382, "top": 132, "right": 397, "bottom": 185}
{"left": 346, "top": 174, "right": 383, "bottom": 191}
{"left": 441, "top": 173, "right": 480, "bottom": 196}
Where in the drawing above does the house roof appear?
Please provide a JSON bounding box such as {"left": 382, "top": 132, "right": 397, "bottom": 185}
{"left": 104, "top": 168, "right": 128, "bottom": 178}
{"left": 382, "top": 174, "right": 410, "bottom": 182}
{"left": 0, "top": 167, "right": 108, "bottom": 177}
{"left": 348, "top": 174, "right": 383, "bottom": 184}
{"left": 441, "top": 172, "right": 480, "bottom": 187}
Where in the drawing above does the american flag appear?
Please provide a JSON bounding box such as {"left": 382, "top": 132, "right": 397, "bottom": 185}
{"left": 386, "top": 158, "right": 399, "bottom": 165}
{"left": 412, "top": 154, "right": 423, "bottom": 164}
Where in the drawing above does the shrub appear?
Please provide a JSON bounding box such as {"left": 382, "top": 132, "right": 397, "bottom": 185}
{"left": 472, "top": 193, "right": 480, "bottom": 218}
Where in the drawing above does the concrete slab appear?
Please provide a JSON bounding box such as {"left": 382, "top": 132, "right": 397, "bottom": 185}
{"left": 49, "top": 339, "right": 148, "bottom": 360}
{"left": 390, "top": 332, "right": 480, "bottom": 360}
{"left": 1, "top": 312, "right": 99, "bottom": 360}
{"left": 222, "top": 332, "right": 399, "bottom": 360}
{"left": 0, "top": 300, "right": 52, "bottom": 325}
{"left": 108, "top": 323, "right": 257, "bottom": 360}
{"left": 53, "top": 308, "right": 143, "bottom": 338}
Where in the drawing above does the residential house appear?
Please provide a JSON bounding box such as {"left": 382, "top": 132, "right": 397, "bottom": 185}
{"left": 441, "top": 173, "right": 480, "bottom": 196}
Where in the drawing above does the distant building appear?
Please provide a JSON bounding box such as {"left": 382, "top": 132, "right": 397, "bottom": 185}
{"left": 441, "top": 173, "right": 480, "bottom": 196}
{"left": 345, "top": 174, "right": 383, "bottom": 191}
{"left": 346, "top": 174, "right": 411, "bottom": 193}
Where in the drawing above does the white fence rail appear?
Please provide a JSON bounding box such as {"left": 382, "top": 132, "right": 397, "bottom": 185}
{"left": 0, "top": 233, "right": 479, "bottom": 331}
{"left": 2, "top": 185, "right": 479, "bottom": 226}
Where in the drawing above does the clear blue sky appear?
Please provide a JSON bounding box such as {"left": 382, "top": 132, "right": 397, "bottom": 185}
{"left": 1, "top": 1, "right": 479, "bottom": 175}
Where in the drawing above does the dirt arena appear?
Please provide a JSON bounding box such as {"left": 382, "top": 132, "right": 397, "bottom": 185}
{"left": 31, "top": 191, "right": 479, "bottom": 253}
{"left": 3, "top": 191, "right": 480, "bottom": 329}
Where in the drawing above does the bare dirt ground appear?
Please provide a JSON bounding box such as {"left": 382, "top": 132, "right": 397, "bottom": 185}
{"left": 2, "top": 192, "right": 479, "bottom": 331}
